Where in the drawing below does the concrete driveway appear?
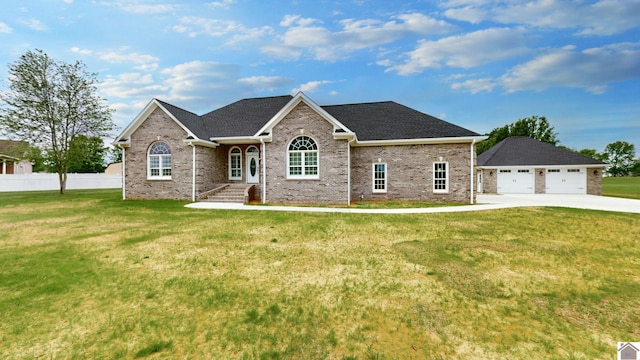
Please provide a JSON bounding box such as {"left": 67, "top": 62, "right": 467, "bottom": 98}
{"left": 477, "top": 194, "right": 639, "bottom": 214}
{"left": 186, "top": 194, "right": 639, "bottom": 214}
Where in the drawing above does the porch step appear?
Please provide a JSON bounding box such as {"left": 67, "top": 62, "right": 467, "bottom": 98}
{"left": 200, "top": 184, "right": 253, "bottom": 203}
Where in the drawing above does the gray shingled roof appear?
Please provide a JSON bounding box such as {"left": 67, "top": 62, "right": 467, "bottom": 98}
{"left": 155, "top": 95, "right": 480, "bottom": 141}
{"left": 201, "top": 95, "right": 293, "bottom": 138}
{"left": 322, "top": 101, "right": 479, "bottom": 140}
{"left": 477, "top": 136, "right": 606, "bottom": 166}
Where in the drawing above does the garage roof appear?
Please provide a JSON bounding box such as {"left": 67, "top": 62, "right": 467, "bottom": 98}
{"left": 477, "top": 136, "right": 606, "bottom": 167}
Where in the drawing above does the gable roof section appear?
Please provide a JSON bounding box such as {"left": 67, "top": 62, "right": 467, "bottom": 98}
{"left": 323, "top": 101, "right": 480, "bottom": 142}
{"left": 255, "top": 92, "right": 353, "bottom": 139}
{"left": 114, "top": 99, "right": 198, "bottom": 145}
{"left": 202, "top": 95, "right": 293, "bottom": 138}
{"left": 477, "top": 136, "right": 606, "bottom": 167}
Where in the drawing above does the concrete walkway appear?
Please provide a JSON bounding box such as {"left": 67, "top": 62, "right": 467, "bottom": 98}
{"left": 185, "top": 194, "right": 640, "bottom": 214}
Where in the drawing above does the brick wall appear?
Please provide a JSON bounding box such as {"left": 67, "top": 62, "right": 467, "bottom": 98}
{"left": 195, "top": 146, "right": 217, "bottom": 195}
{"left": 480, "top": 169, "right": 497, "bottom": 193}
{"left": 125, "top": 107, "right": 192, "bottom": 200}
{"left": 265, "top": 102, "right": 349, "bottom": 205}
{"left": 351, "top": 143, "right": 474, "bottom": 203}
{"left": 586, "top": 167, "right": 603, "bottom": 195}
{"left": 534, "top": 168, "right": 546, "bottom": 194}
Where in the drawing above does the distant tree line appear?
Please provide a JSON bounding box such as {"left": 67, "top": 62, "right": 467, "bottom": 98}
{"left": 477, "top": 116, "right": 639, "bottom": 177}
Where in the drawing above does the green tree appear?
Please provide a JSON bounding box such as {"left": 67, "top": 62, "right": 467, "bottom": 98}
{"left": 107, "top": 145, "right": 122, "bottom": 163}
{"left": 68, "top": 135, "right": 107, "bottom": 173}
{"left": 477, "top": 115, "right": 559, "bottom": 154}
{"left": 0, "top": 49, "right": 114, "bottom": 193}
{"left": 602, "top": 141, "right": 636, "bottom": 177}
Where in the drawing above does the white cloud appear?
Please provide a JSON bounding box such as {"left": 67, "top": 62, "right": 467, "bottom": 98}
{"left": 501, "top": 42, "right": 640, "bottom": 93}
{"left": 238, "top": 76, "right": 292, "bottom": 92}
{"left": 388, "top": 27, "right": 529, "bottom": 75}
{"left": 292, "top": 80, "right": 335, "bottom": 94}
{"left": 100, "top": 72, "right": 167, "bottom": 99}
{"left": 99, "top": 50, "right": 159, "bottom": 71}
{"left": 209, "top": 0, "right": 235, "bottom": 8}
{"left": 115, "top": 3, "right": 176, "bottom": 14}
{"left": 450, "top": 77, "right": 496, "bottom": 93}
{"left": 263, "top": 12, "right": 454, "bottom": 61}
{"left": 442, "top": 0, "right": 640, "bottom": 36}
{"left": 159, "top": 61, "right": 254, "bottom": 109}
{"left": 70, "top": 47, "right": 93, "bottom": 55}
{"left": 443, "top": 6, "right": 487, "bottom": 24}
{"left": 0, "top": 22, "right": 12, "bottom": 34}
{"left": 20, "top": 19, "right": 47, "bottom": 31}
{"left": 280, "top": 15, "right": 321, "bottom": 27}
{"left": 173, "top": 16, "right": 272, "bottom": 44}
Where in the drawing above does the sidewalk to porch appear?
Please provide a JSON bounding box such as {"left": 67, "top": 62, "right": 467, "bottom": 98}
{"left": 186, "top": 194, "right": 640, "bottom": 214}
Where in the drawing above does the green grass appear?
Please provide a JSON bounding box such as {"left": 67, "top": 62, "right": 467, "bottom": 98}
{"left": 603, "top": 176, "right": 640, "bottom": 199}
{"left": 0, "top": 189, "right": 638, "bottom": 359}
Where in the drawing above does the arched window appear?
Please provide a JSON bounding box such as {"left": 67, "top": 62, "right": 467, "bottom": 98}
{"left": 287, "top": 136, "right": 318, "bottom": 179}
{"left": 229, "top": 147, "right": 242, "bottom": 180}
{"left": 148, "top": 142, "right": 171, "bottom": 179}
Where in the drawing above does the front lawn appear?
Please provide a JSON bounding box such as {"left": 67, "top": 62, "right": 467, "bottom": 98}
{"left": 603, "top": 176, "right": 640, "bottom": 199}
{"left": 0, "top": 190, "right": 638, "bottom": 359}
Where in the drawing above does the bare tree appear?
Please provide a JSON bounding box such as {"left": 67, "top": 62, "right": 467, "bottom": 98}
{"left": 0, "top": 49, "right": 114, "bottom": 193}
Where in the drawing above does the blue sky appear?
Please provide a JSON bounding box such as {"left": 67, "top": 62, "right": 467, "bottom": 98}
{"left": 1, "top": 0, "right": 639, "bottom": 152}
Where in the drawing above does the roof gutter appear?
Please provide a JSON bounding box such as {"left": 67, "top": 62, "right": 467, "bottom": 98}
{"left": 351, "top": 135, "right": 487, "bottom": 147}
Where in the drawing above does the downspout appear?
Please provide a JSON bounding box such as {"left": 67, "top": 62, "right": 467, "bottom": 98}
{"left": 347, "top": 137, "right": 355, "bottom": 206}
{"left": 120, "top": 145, "right": 126, "bottom": 200}
{"left": 191, "top": 143, "right": 196, "bottom": 202}
{"left": 260, "top": 138, "right": 267, "bottom": 204}
{"left": 470, "top": 139, "right": 476, "bottom": 204}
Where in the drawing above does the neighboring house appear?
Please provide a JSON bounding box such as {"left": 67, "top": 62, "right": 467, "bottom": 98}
{"left": 0, "top": 140, "right": 33, "bottom": 175}
{"left": 114, "top": 92, "right": 486, "bottom": 205}
{"left": 104, "top": 162, "right": 122, "bottom": 175}
{"left": 476, "top": 136, "right": 606, "bottom": 195}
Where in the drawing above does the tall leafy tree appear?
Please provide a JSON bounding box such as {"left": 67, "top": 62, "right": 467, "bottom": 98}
{"left": 602, "top": 141, "right": 635, "bottom": 177}
{"left": 0, "top": 49, "right": 114, "bottom": 193}
{"left": 67, "top": 135, "right": 107, "bottom": 173}
{"left": 477, "top": 115, "right": 559, "bottom": 154}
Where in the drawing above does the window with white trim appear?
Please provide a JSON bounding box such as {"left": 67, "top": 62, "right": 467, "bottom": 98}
{"left": 372, "top": 163, "right": 387, "bottom": 193}
{"left": 229, "top": 147, "right": 242, "bottom": 180}
{"left": 433, "top": 162, "right": 448, "bottom": 193}
{"left": 148, "top": 142, "right": 171, "bottom": 180}
{"left": 287, "top": 136, "right": 318, "bottom": 179}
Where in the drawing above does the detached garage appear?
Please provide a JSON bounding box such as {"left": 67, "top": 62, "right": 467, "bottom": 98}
{"left": 476, "top": 137, "right": 606, "bottom": 195}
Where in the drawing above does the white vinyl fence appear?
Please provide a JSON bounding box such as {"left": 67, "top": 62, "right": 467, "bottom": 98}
{"left": 0, "top": 173, "right": 121, "bottom": 192}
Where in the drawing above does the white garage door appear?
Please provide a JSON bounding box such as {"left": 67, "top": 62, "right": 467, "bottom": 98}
{"left": 546, "top": 168, "right": 586, "bottom": 194}
{"left": 497, "top": 169, "right": 534, "bottom": 194}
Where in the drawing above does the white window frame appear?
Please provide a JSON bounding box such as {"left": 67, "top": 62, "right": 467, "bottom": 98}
{"left": 147, "top": 141, "right": 172, "bottom": 180}
{"left": 433, "top": 161, "right": 449, "bottom": 193}
{"left": 229, "top": 147, "right": 242, "bottom": 180}
{"left": 287, "top": 136, "right": 319, "bottom": 179}
{"left": 372, "top": 163, "right": 387, "bottom": 193}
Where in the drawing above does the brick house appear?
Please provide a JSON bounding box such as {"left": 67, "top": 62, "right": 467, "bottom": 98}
{"left": 476, "top": 136, "right": 606, "bottom": 195}
{"left": 114, "top": 92, "right": 486, "bottom": 205}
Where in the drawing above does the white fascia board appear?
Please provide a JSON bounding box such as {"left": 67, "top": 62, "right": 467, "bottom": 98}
{"left": 209, "top": 136, "right": 263, "bottom": 145}
{"left": 255, "top": 92, "right": 353, "bottom": 136}
{"left": 333, "top": 132, "right": 356, "bottom": 141}
{"left": 183, "top": 138, "right": 219, "bottom": 148}
{"left": 113, "top": 99, "right": 197, "bottom": 144}
{"left": 352, "top": 135, "right": 487, "bottom": 147}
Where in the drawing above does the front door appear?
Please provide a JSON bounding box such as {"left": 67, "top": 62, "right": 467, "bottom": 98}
{"left": 246, "top": 146, "right": 259, "bottom": 184}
